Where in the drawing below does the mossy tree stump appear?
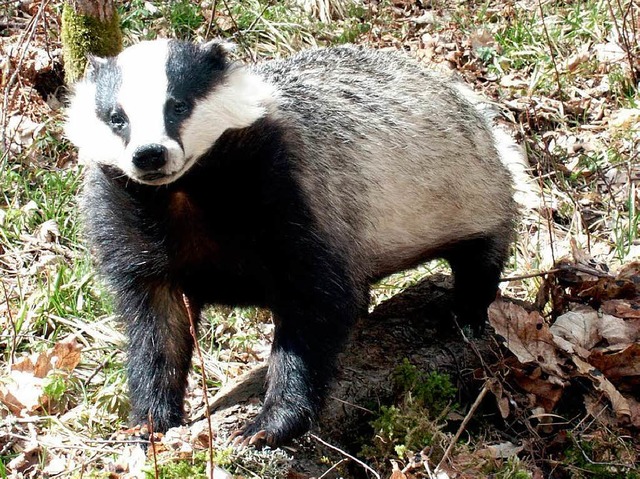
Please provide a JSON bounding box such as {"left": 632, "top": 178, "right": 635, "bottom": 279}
{"left": 61, "top": 0, "right": 123, "bottom": 84}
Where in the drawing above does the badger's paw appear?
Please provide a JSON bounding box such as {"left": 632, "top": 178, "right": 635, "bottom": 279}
{"left": 229, "top": 403, "right": 314, "bottom": 448}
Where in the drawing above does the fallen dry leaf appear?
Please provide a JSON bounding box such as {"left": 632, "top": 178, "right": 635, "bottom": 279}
{"left": 508, "top": 360, "right": 565, "bottom": 411}
{"left": 550, "top": 306, "right": 601, "bottom": 352}
{"left": 42, "top": 452, "right": 68, "bottom": 476}
{"left": 601, "top": 299, "right": 640, "bottom": 320}
{"left": 594, "top": 41, "right": 628, "bottom": 70}
{"left": 618, "top": 262, "right": 640, "bottom": 289}
{"left": 390, "top": 460, "right": 409, "bottom": 479}
{"left": 489, "top": 299, "right": 567, "bottom": 380}
{"left": 161, "top": 425, "right": 194, "bottom": 454}
{"left": 104, "top": 444, "right": 147, "bottom": 478}
{"left": 597, "top": 314, "right": 640, "bottom": 346}
{"left": 573, "top": 356, "right": 637, "bottom": 425}
{"left": 479, "top": 441, "right": 523, "bottom": 459}
{"left": 50, "top": 336, "right": 82, "bottom": 371}
{"left": 576, "top": 276, "right": 637, "bottom": 303}
{"left": 469, "top": 29, "right": 495, "bottom": 51}
{"left": 500, "top": 73, "right": 529, "bottom": 89}
{"left": 486, "top": 378, "right": 510, "bottom": 419}
{"left": 589, "top": 343, "right": 640, "bottom": 387}
{"left": 609, "top": 108, "right": 640, "bottom": 130}
{"left": 211, "top": 464, "right": 235, "bottom": 479}
{"left": 583, "top": 393, "right": 620, "bottom": 427}
{"left": 0, "top": 336, "right": 82, "bottom": 416}
{"left": 0, "top": 371, "right": 45, "bottom": 415}
{"left": 551, "top": 305, "right": 639, "bottom": 350}
{"left": 563, "top": 45, "right": 590, "bottom": 72}
{"left": 7, "top": 443, "right": 41, "bottom": 473}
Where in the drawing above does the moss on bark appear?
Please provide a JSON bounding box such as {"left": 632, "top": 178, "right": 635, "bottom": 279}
{"left": 61, "top": 2, "right": 123, "bottom": 84}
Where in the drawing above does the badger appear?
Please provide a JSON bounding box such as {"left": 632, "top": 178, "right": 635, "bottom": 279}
{"left": 65, "top": 39, "right": 518, "bottom": 447}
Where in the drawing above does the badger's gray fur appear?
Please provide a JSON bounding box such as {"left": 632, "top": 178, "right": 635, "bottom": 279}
{"left": 66, "top": 39, "right": 518, "bottom": 446}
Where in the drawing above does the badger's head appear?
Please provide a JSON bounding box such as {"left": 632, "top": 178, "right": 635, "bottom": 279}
{"left": 65, "top": 39, "right": 275, "bottom": 185}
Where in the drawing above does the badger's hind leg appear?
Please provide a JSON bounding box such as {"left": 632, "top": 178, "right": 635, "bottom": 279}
{"left": 444, "top": 230, "right": 512, "bottom": 334}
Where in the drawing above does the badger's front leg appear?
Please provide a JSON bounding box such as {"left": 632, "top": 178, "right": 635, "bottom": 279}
{"left": 236, "top": 273, "right": 363, "bottom": 447}
{"left": 122, "top": 283, "right": 197, "bottom": 433}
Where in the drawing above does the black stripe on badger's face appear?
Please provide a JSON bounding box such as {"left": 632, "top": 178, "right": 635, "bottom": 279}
{"left": 163, "top": 41, "right": 227, "bottom": 145}
{"left": 65, "top": 39, "right": 276, "bottom": 185}
{"left": 92, "top": 58, "right": 131, "bottom": 145}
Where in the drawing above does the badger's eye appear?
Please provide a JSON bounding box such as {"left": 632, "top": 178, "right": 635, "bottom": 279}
{"left": 109, "top": 111, "right": 127, "bottom": 130}
{"left": 170, "top": 100, "right": 189, "bottom": 116}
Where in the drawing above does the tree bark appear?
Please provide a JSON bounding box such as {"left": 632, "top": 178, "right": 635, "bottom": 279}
{"left": 61, "top": 0, "right": 122, "bottom": 84}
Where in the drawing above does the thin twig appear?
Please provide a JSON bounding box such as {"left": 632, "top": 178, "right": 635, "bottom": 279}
{"left": 83, "top": 438, "right": 158, "bottom": 445}
{"left": 536, "top": 156, "right": 557, "bottom": 264}
{"left": 183, "top": 293, "right": 215, "bottom": 479}
{"left": 329, "top": 395, "right": 375, "bottom": 414}
{"left": 1, "top": 279, "right": 17, "bottom": 366}
{"left": 310, "top": 433, "right": 381, "bottom": 479}
{"left": 536, "top": 0, "right": 565, "bottom": 102}
{"left": 500, "top": 268, "right": 560, "bottom": 282}
{"left": 452, "top": 315, "right": 490, "bottom": 374}
{"left": 4, "top": 432, "right": 126, "bottom": 453}
{"left": 570, "top": 433, "right": 635, "bottom": 469}
{"left": 318, "top": 458, "right": 348, "bottom": 479}
{"left": 435, "top": 384, "right": 489, "bottom": 472}
{"left": 607, "top": 0, "right": 639, "bottom": 85}
{"left": 84, "top": 351, "right": 118, "bottom": 386}
{"left": 219, "top": 0, "right": 254, "bottom": 62}
{"left": 204, "top": 0, "right": 219, "bottom": 39}
{"left": 148, "top": 414, "right": 159, "bottom": 479}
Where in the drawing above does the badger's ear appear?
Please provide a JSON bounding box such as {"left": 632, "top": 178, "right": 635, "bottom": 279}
{"left": 200, "top": 39, "right": 235, "bottom": 60}
{"left": 85, "top": 55, "right": 108, "bottom": 79}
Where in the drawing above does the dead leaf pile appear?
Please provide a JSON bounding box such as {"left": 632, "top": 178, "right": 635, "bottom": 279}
{"left": 489, "top": 253, "right": 640, "bottom": 429}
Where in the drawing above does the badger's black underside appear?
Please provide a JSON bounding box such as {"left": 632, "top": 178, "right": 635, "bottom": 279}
{"left": 83, "top": 117, "right": 509, "bottom": 445}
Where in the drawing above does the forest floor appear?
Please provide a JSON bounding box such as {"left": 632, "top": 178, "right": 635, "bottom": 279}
{"left": 1, "top": 0, "right": 639, "bottom": 478}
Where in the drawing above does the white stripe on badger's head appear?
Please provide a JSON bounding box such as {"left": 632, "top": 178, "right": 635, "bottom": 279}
{"left": 65, "top": 39, "right": 276, "bottom": 185}
{"left": 179, "top": 65, "right": 276, "bottom": 170}
{"left": 115, "top": 40, "right": 183, "bottom": 182}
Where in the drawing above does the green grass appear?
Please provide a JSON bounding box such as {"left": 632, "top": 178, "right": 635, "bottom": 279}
{"left": 118, "top": 0, "right": 161, "bottom": 41}
{"left": 0, "top": 156, "right": 110, "bottom": 341}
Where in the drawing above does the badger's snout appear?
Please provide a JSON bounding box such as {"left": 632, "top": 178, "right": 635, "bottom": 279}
{"left": 132, "top": 144, "right": 167, "bottom": 171}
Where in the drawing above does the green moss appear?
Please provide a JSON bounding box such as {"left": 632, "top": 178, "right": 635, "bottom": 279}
{"left": 393, "top": 358, "right": 458, "bottom": 416}
{"left": 61, "top": 3, "right": 123, "bottom": 84}
{"left": 562, "top": 436, "right": 640, "bottom": 479}
{"left": 482, "top": 457, "right": 532, "bottom": 478}
{"left": 361, "top": 360, "right": 459, "bottom": 466}
{"left": 144, "top": 457, "right": 206, "bottom": 479}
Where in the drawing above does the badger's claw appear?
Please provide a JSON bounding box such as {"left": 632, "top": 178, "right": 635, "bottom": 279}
{"left": 248, "top": 429, "right": 269, "bottom": 446}
{"left": 229, "top": 428, "right": 270, "bottom": 449}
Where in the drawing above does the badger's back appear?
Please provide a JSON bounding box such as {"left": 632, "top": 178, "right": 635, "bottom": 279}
{"left": 254, "top": 47, "right": 517, "bottom": 279}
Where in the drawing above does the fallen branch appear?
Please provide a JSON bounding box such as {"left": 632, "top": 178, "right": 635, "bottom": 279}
{"left": 310, "top": 433, "right": 381, "bottom": 479}
{"left": 435, "top": 383, "right": 489, "bottom": 472}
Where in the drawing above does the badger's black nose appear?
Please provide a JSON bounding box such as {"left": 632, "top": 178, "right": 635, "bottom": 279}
{"left": 132, "top": 144, "right": 167, "bottom": 171}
